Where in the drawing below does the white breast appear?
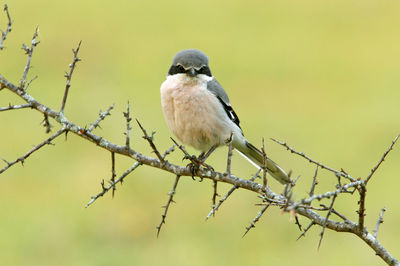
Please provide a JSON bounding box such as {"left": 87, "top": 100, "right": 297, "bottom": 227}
{"left": 160, "top": 74, "right": 236, "bottom": 152}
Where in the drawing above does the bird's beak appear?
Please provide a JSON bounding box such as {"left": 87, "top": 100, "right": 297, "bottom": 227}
{"left": 187, "top": 68, "right": 196, "bottom": 77}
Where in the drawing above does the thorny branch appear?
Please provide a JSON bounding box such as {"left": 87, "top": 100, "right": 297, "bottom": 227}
{"left": 60, "top": 40, "right": 81, "bottom": 114}
{"left": 0, "top": 4, "right": 12, "bottom": 50}
{"left": 1, "top": 7, "right": 399, "bottom": 265}
{"left": 0, "top": 103, "right": 32, "bottom": 112}
{"left": 156, "top": 175, "right": 181, "bottom": 237}
{"left": 243, "top": 203, "right": 271, "bottom": 237}
{"left": 88, "top": 104, "right": 114, "bottom": 132}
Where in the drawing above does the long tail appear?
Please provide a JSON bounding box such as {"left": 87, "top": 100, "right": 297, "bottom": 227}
{"left": 234, "top": 140, "right": 291, "bottom": 185}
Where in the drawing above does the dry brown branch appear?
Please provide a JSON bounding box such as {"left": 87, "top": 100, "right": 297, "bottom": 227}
{"left": 1, "top": 8, "right": 399, "bottom": 265}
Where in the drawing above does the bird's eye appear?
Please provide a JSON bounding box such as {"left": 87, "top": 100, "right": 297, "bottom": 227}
{"left": 197, "top": 66, "right": 212, "bottom": 76}
{"left": 177, "top": 65, "right": 185, "bottom": 72}
{"left": 168, "top": 64, "right": 187, "bottom": 75}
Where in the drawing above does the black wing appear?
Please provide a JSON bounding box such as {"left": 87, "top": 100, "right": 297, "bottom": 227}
{"left": 206, "top": 78, "right": 242, "bottom": 130}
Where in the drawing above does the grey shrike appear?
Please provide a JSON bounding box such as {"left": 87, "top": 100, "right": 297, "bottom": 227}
{"left": 160, "top": 49, "right": 290, "bottom": 184}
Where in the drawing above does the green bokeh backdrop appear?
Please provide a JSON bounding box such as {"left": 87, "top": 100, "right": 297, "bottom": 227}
{"left": 1, "top": 1, "right": 399, "bottom": 265}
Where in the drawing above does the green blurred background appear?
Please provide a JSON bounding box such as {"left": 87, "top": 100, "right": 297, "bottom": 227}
{"left": 1, "top": 0, "right": 399, "bottom": 265}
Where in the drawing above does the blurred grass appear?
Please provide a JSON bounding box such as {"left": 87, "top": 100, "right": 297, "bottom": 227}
{"left": 1, "top": 0, "right": 399, "bottom": 265}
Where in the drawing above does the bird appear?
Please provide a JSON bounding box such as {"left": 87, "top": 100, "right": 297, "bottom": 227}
{"left": 160, "top": 49, "right": 291, "bottom": 184}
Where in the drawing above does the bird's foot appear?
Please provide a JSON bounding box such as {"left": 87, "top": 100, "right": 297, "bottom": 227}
{"left": 182, "top": 154, "right": 214, "bottom": 181}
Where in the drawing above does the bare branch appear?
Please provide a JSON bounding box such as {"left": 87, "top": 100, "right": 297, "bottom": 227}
{"left": 357, "top": 185, "right": 367, "bottom": 232}
{"left": 110, "top": 152, "right": 116, "bottom": 197}
{"left": 161, "top": 144, "right": 176, "bottom": 159}
{"left": 297, "top": 221, "right": 315, "bottom": 240}
{"left": 206, "top": 169, "right": 261, "bottom": 220}
{"left": 318, "top": 194, "right": 337, "bottom": 249}
{"left": 373, "top": 207, "right": 386, "bottom": 239}
{"left": 365, "top": 134, "right": 399, "bottom": 184}
{"left": 0, "top": 103, "right": 32, "bottom": 112}
{"left": 320, "top": 204, "right": 350, "bottom": 222}
{"left": 211, "top": 180, "right": 218, "bottom": 217}
{"left": 157, "top": 175, "right": 181, "bottom": 237}
{"left": 0, "top": 127, "right": 66, "bottom": 174}
{"left": 243, "top": 203, "right": 271, "bottom": 237}
{"left": 261, "top": 138, "right": 268, "bottom": 191}
{"left": 86, "top": 161, "right": 142, "bottom": 208}
{"left": 309, "top": 166, "right": 319, "bottom": 197}
{"left": 123, "top": 102, "right": 132, "bottom": 149}
{"left": 136, "top": 119, "right": 165, "bottom": 165}
{"left": 271, "top": 138, "right": 357, "bottom": 182}
{"left": 289, "top": 180, "right": 364, "bottom": 211}
{"left": 20, "top": 26, "right": 39, "bottom": 89}
{"left": 0, "top": 4, "right": 12, "bottom": 50}
{"left": 88, "top": 104, "right": 114, "bottom": 132}
{"left": 60, "top": 40, "right": 82, "bottom": 114}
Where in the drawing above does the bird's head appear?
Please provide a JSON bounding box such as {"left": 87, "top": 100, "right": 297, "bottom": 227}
{"left": 168, "top": 49, "right": 212, "bottom": 78}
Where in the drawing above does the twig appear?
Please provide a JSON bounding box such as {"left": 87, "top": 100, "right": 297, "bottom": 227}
{"left": 208, "top": 133, "right": 234, "bottom": 216}
{"left": 0, "top": 103, "right": 32, "bottom": 112}
{"left": 110, "top": 152, "right": 116, "bottom": 197}
{"left": 318, "top": 194, "right": 337, "bottom": 249}
{"left": 136, "top": 119, "right": 165, "bottom": 165}
{"left": 20, "top": 26, "right": 39, "bottom": 89}
{"left": 206, "top": 169, "right": 261, "bottom": 220}
{"left": 85, "top": 161, "right": 142, "bottom": 207}
{"left": 309, "top": 166, "right": 319, "bottom": 197}
{"left": 294, "top": 216, "right": 302, "bottom": 231}
{"left": 24, "top": 75, "right": 38, "bottom": 91}
{"left": 86, "top": 144, "right": 176, "bottom": 208}
{"left": 297, "top": 221, "right": 315, "bottom": 240}
{"left": 365, "top": 134, "right": 399, "bottom": 184}
{"left": 88, "top": 104, "right": 114, "bottom": 132}
{"left": 156, "top": 175, "right": 181, "bottom": 237}
{"left": 211, "top": 180, "right": 218, "bottom": 216}
{"left": 123, "top": 102, "right": 132, "bottom": 149}
{"left": 271, "top": 138, "right": 357, "bottom": 182}
{"left": 320, "top": 204, "right": 350, "bottom": 222}
{"left": 288, "top": 180, "right": 364, "bottom": 211}
{"left": 0, "top": 4, "right": 12, "bottom": 50}
{"left": 60, "top": 40, "right": 82, "bottom": 114}
{"left": 357, "top": 185, "right": 367, "bottom": 232}
{"left": 373, "top": 207, "right": 386, "bottom": 239}
{"left": 261, "top": 138, "right": 268, "bottom": 191}
{"left": 226, "top": 133, "right": 234, "bottom": 177}
{"left": 162, "top": 144, "right": 176, "bottom": 159}
{"left": 243, "top": 203, "right": 271, "bottom": 237}
{"left": 0, "top": 127, "right": 66, "bottom": 174}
